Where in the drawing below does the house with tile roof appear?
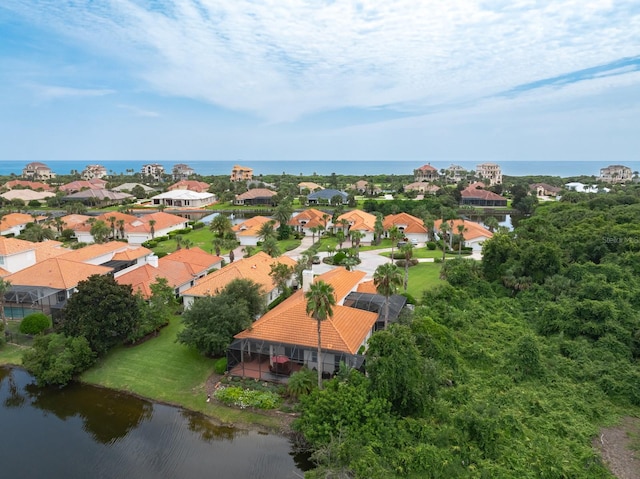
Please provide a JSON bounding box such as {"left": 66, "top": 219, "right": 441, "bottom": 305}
{"left": 335, "top": 209, "right": 377, "bottom": 244}
{"left": 233, "top": 188, "right": 276, "bottom": 206}
{"left": 230, "top": 165, "right": 253, "bottom": 183}
{"left": 123, "top": 211, "right": 190, "bottom": 245}
{"left": 288, "top": 208, "right": 331, "bottom": 237}
{"left": 62, "top": 189, "right": 133, "bottom": 207}
{"left": 150, "top": 190, "right": 215, "bottom": 208}
{"left": 383, "top": 212, "right": 429, "bottom": 244}
{"left": 3, "top": 258, "right": 112, "bottom": 319}
{"left": 1, "top": 189, "right": 56, "bottom": 204}
{"left": 434, "top": 219, "right": 493, "bottom": 253}
{"left": 404, "top": 182, "right": 441, "bottom": 195}
{"left": 476, "top": 162, "right": 503, "bottom": 186}
{"left": 0, "top": 213, "right": 35, "bottom": 237}
{"left": 181, "top": 252, "right": 296, "bottom": 309}
{"left": 460, "top": 185, "right": 507, "bottom": 207}
{"left": 116, "top": 247, "right": 222, "bottom": 298}
{"left": 58, "top": 241, "right": 153, "bottom": 276}
{"left": 22, "top": 162, "right": 56, "bottom": 180}
{"left": 228, "top": 267, "right": 378, "bottom": 382}
{"left": 530, "top": 183, "right": 562, "bottom": 197}
{"left": 232, "top": 216, "right": 279, "bottom": 246}
{"left": 59, "top": 179, "right": 107, "bottom": 193}
{"left": 350, "top": 180, "right": 381, "bottom": 195}
{"left": 167, "top": 179, "right": 210, "bottom": 193}
{"left": 111, "top": 183, "right": 156, "bottom": 194}
{"left": 2, "top": 180, "right": 53, "bottom": 192}
{"left": 298, "top": 182, "right": 324, "bottom": 193}
{"left": 81, "top": 164, "right": 108, "bottom": 180}
{"left": 0, "top": 237, "right": 38, "bottom": 274}
{"left": 414, "top": 164, "right": 439, "bottom": 182}
{"left": 172, "top": 163, "right": 195, "bottom": 181}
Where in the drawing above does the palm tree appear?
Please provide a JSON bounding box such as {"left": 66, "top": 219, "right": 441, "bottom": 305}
{"left": 258, "top": 220, "right": 277, "bottom": 243}
{"left": 0, "top": 278, "right": 11, "bottom": 330}
{"left": 388, "top": 225, "right": 402, "bottom": 262}
{"left": 457, "top": 223, "right": 468, "bottom": 256}
{"left": 399, "top": 242, "right": 414, "bottom": 291}
{"left": 440, "top": 221, "right": 450, "bottom": 262}
{"left": 336, "top": 230, "right": 345, "bottom": 249}
{"left": 484, "top": 216, "right": 499, "bottom": 233}
{"left": 349, "top": 230, "right": 365, "bottom": 257}
{"left": 309, "top": 226, "right": 319, "bottom": 244}
{"left": 305, "top": 280, "right": 336, "bottom": 389}
{"left": 242, "top": 245, "right": 256, "bottom": 258}
{"left": 261, "top": 236, "right": 281, "bottom": 257}
{"left": 108, "top": 216, "right": 117, "bottom": 239}
{"left": 373, "top": 213, "right": 384, "bottom": 245}
{"left": 117, "top": 219, "right": 126, "bottom": 239}
{"left": 209, "top": 214, "right": 232, "bottom": 238}
{"left": 22, "top": 224, "right": 55, "bottom": 242}
{"left": 373, "top": 263, "right": 403, "bottom": 328}
{"left": 149, "top": 219, "right": 156, "bottom": 239}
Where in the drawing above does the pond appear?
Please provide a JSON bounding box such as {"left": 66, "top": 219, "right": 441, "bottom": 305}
{"left": 0, "top": 366, "right": 307, "bottom": 479}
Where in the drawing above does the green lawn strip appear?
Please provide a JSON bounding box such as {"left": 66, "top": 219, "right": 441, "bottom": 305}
{"left": 406, "top": 262, "right": 444, "bottom": 299}
{"left": 0, "top": 343, "right": 26, "bottom": 366}
{"left": 380, "top": 248, "right": 458, "bottom": 259}
{"left": 81, "top": 317, "right": 281, "bottom": 429}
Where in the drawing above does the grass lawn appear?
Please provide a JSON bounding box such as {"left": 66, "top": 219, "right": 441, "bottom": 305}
{"left": 0, "top": 342, "right": 26, "bottom": 366}
{"left": 380, "top": 248, "right": 458, "bottom": 259}
{"left": 406, "top": 262, "right": 445, "bottom": 300}
{"left": 81, "top": 317, "right": 281, "bottom": 429}
{"left": 150, "top": 227, "right": 217, "bottom": 255}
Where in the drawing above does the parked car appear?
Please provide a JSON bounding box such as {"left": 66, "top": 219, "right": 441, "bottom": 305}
{"left": 311, "top": 255, "right": 321, "bottom": 264}
{"left": 397, "top": 241, "right": 407, "bottom": 248}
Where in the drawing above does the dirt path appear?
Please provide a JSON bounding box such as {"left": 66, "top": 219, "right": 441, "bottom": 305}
{"left": 594, "top": 416, "right": 640, "bottom": 479}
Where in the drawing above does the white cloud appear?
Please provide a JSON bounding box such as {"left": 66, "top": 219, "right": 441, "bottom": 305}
{"left": 4, "top": 0, "right": 640, "bottom": 121}
{"left": 31, "top": 84, "right": 115, "bottom": 100}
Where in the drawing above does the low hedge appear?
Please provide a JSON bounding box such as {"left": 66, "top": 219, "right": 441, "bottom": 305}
{"left": 395, "top": 259, "right": 419, "bottom": 267}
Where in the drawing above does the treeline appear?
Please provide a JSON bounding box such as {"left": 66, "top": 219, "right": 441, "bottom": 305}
{"left": 294, "top": 190, "right": 640, "bottom": 478}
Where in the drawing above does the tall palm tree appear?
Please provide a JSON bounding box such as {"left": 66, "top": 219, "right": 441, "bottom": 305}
{"left": 309, "top": 226, "right": 319, "bottom": 244}
{"left": 373, "top": 263, "right": 403, "bottom": 328}
{"left": 399, "top": 242, "right": 414, "bottom": 291}
{"left": 457, "top": 223, "right": 468, "bottom": 255}
{"left": 22, "top": 224, "right": 55, "bottom": 242}
{"left": 349, "top": 230, "right": 365, "bottom": 257}
{"left": 373, "top": 213, "right": 384, "bottom": 245}
{"left": 388, "top": 225, "right": 402, "bottom": 262}
{"left": 209, "top": 214, "right": 232, "bottom": 238}
{"left": 258, "top": 220, "right": 277, "bottom": 243}
{"left": 440, "top": 221, "right": 450, "bottom": 262}
{"left": 117, "top": 219, "right": 126, "bottom": 239}
{"left": 108, "top": 216, "right": 117, "bottom": 239}
{"left": 305, "top": 280, "right": 336, "bottom": 389}
{"left": 149, "top": 219, "right": 156, "bottom": 239}
{"left": 0, "top": 278, "right": 11, "bottom": 329}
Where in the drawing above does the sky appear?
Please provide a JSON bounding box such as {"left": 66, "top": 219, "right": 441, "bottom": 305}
{"left": 1, "top": 0, "right": 639, "bottom": 164}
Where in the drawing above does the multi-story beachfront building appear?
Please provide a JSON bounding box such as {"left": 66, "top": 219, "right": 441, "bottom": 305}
{"left": 141, "top": 163, "right": 165, "bottom": 182}
{"left": 598, "top": 164, "right": 633, "bottom": 184}
{"left": 230, "top": 165, "right": 253, "bottom": 183}
{"left": 22, "top": 162, "right": 56, "bottom": 180}
{"left": 443, "top": 164, "right": 467, "bottom": 183}
{"left": 81, "top": 164, "right": 108, "bottom": 180}
{"left": 172, "top": 163, "right": 194, "bottom": 181}
{"left": 413, "top": 163, "right": 439, "bottom": 182}
{"left": 476, "top": 162, "right": 502, "bottom": 186}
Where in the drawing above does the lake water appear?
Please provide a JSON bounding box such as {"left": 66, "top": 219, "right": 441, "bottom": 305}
{"left": 0, "top": 366, "right": 306, "bottom": 479}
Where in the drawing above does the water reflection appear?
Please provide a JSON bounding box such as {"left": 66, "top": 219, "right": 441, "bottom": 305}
{"left": 0, "top": 366, "right": 305, "bottom": 479}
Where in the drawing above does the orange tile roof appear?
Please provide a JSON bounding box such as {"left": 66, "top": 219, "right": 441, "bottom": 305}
{"left": 434, "top": 219, "right": 493, "bottom": 241}
{"left": 232, "top": 216, "right": 278, "bottom": 237}
{"left": 33, "top": 240, "right": 69, "bottom": 262}
{"left": 126, "top": 211, "right": 188, "bottom": 234}
{"left": 168, "top": 180, "right": 210, "bottom": 193}
{"left": 4, "top": 258, "right": 112, "bottom": 289}
{"left": 0, "top": 237, "right": 36, "bottom": 255}
{"left": 0, "top": 266, "right": 10, "bottom": 277}
{"left": 236, "top": 268, "right": 376, "bottom": 354}
{"left": 288, "top": 208, "right": 328, "bottom": 229}
{"left": 356, "top": 280, "right": 377, "bottom": 294}
{"left": 0, "top": 213, "right": 34, "bottom": 231}
{"left": 235, "top": 188, "right": 276, "bottom": 200}
{"left": 160, "top": 247, "right": 222, "bottom": 271}
{"left": 336, "top": 210, "right": 376, "bottom": 232}
{"left": 182, "top": 251, "right": 296, "bottom": 297}
{"left": 59, "top": 214, "right": 92, "bottom": 229}
{"left": 3, "top": 180, "right": 53, "bottom": 191}
{"left": 59, "top": 242, "right": 129, "bottom": 262}
{"left": 59, "top": 180, "right": 104, "bottom": 192}
{"left": 112, "top": 246, "right": 153, "bottom": 261}
{"left": 383, "top": 212, "right": 428, "bottom": 234}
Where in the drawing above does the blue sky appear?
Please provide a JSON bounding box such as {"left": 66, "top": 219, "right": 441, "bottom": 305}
{"left": 1, "top": 0, "right": 639, "bottom": 163}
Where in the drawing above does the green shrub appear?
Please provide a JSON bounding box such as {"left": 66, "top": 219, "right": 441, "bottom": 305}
{"left": 156, "top": 252, "right": 168, "bottom": 258}
{"left": 332, "top": 251, "right": 347, "bottom": 265}
{"left": 155, "top": 235, "right": 169, "bottom": 242}
{"left": 142, "top": 240, "right": 158, "bottom": 248}
{"left": 426, "top": 241, "right": 437, "bottom": 250}
{"left": 192, "top": 222, "right": 205, "bottom": 230}
{"left": 214, "top": 386, "right": 281, "bottom": 409}
{"left": 288, "top": 367, "right": 316, "bottom": 399}
{"left": 214, "top": 357, "right": 228, "bottom": 374}
{"left": 19, "top": 312, "right": 51, "bottom": 335}
{"left": 395, "top": 259, "right": 419, "bottom": 267}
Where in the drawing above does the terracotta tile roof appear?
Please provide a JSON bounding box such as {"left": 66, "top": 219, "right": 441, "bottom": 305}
{"left": 433, "top": 219, "right": 493, "bottom": 241}
{"left": 235, "top": 188, "right": 277, "bottom": 201}
{"left": 236, "top": 268, "right": 376, "bottom": 354}
{"left": 182, "top": 251, "right": 296, "bottom": 297}
{"left": 0, "top": 266, "right": 10, "bottom": 277}
{"left": 160, "top": 247, "right": 222, "bottom": 271}
{"left": 63, "top": 189, "right": 133, "bottom": 202}
{"left": 3, "top": 180, "right": 53, "bottom": 191}
{"left": 0, "top": 213, "right": 34, "bottom": 231}
{"left": 0, "top": 237, "right": 36, "bottom": 255}
{"left": 232, "top": 216, "right": 278, "bottom": 237}
{"left": 416, "top": 164, "right": 437, "bottom": 171}
{"left": 126, "top": 211, "right": 188, "bottom": 234}
{"left": 116, "top": 262, "right": 193, "bottom": 298}
{"left": 59, "top": 180, "right": 105, "bottom": 192}
{"left": 112, "top": 246, "right": 153, "bottom": 261}
{"left": 336, "top": 210, "right": 376, "bottom": 232}
{"left": 460, "top": 188, "right": 505, "bottom": 201}
{"left": 167, "top": 180, "right": 210, "bottom": 193}
{"left": 59, "top": 242, "right": 129, "bottom": 262}
{"left": 298, "top": 182, "right": 323, "bottom": 191}
{"left": 4, "top": 258, "right": 112, "bottom": 289}
{"left": 33, "top": 240, "right": 69, "bottom": 262}
{"left": 356, "top": 280, "right": 377, "bottom": 294}
{"left": 383, "top": 212, "right": 428, "bottom": 234}
{"left": 288, "top": 208, "right": 328, "bottom": 229}
{"left": 59, "top": 214, "right": 92, "bottom": 229}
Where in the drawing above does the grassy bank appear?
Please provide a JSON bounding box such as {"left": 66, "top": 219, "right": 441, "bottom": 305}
{"left": 80, "top": 317, "right": 284, "bottom": 430}
{"left": 406, "top": 262, "right": 444, "bottom": 299}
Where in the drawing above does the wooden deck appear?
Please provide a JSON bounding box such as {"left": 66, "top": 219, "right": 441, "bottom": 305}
{"left": 229, "top": 357, "right": 303, "bottom": 384}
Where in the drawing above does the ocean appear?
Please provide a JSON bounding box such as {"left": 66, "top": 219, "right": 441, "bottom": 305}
{"left": 1, "top": 160, "right": 637, "bottom": 178}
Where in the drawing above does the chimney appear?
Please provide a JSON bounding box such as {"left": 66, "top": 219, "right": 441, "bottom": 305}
{"left": 147, "top": 254, "right": 159, "bottom": 268}
{"left": 302, "top": 269, "right": 314, "bottom": 292}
